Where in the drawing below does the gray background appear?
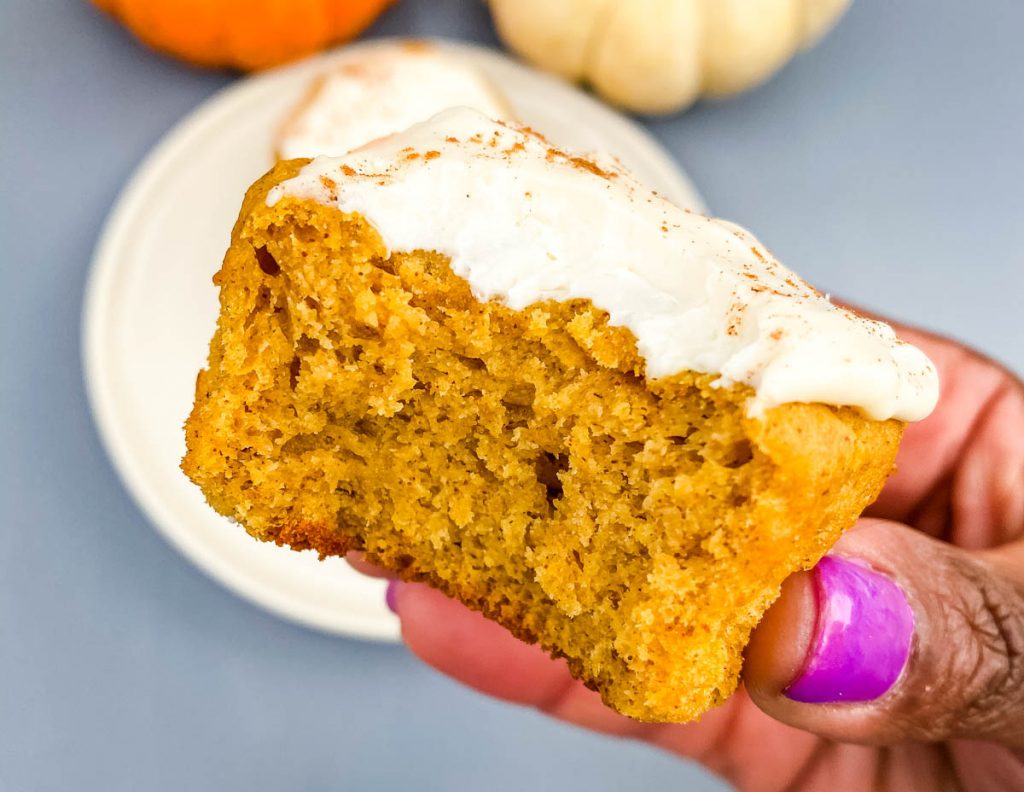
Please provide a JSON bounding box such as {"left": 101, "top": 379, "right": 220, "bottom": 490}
{"left": 2, "top": 0, "right": 1022, "bottom": 790}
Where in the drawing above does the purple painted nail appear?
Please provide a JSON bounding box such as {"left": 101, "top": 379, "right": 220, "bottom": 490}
{"left": 385, "top": 580, "right": 400, "bottom": 614}
{"left": 785, "top": 556, "right": 914, "bottom": 704}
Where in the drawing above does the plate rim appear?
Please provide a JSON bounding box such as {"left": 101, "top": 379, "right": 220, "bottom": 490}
{"left": 81, "top": 36, "right": 705, "bottom": 640}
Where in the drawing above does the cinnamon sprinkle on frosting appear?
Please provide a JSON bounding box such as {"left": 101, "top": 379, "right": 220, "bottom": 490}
{"left": 269, "top": 108, "right": 939, "bottom": 422}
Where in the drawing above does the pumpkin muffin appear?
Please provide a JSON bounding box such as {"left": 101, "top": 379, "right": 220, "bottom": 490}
{"left": 276, "top": 40, "right": 512, "bottom": 160}
{"left": 183, "top": 109, "right": 938, "bottom": 723}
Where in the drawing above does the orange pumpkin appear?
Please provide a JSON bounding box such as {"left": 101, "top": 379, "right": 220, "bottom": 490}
{"left": 93, "top": 0, "right": 396, "bottom": 70}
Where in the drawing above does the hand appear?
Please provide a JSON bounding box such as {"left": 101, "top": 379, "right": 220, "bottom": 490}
{"left": 353, "top": 325, "right": 1024, "bottom": 792}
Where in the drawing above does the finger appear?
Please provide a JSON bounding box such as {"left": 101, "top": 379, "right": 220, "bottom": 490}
{"left": 864, "top": 325, "right": 1024, "bottom": 546}
{"left": 744, "top": 519, "right": 1024, "bottom": 748}
{"left": 391, "top": 583, "right": 832, "bottom": 787}
{"left": 389, "top": 580, "right": 754, "bottom": 763}
{"left": 345, "top": 551, "right": 396, "bottom": 579}
{"left": 393, "top": 582, "right": 572, "bottom": 704}
{"left": 391, "top": 581, "right": 655, "bottom": 737}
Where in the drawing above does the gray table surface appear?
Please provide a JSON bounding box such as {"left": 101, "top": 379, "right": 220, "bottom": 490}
{"left": 2, "top": 1, "right": 1022, "bottom": 790}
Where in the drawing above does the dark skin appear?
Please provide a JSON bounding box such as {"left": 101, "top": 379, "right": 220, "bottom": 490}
{"left": 354, "top": 325, "right": 1024, "bottom": 791}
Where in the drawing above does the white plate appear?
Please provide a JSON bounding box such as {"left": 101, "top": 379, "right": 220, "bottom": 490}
{"left": 82, "top": 38, "right": 705, "bottom": 642}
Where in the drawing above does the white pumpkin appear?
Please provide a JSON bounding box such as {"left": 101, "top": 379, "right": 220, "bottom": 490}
{"left": 488, "top": 0, "right": 852, "bottom": 114}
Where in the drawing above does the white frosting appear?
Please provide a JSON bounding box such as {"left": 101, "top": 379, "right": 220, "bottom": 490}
{"left": 268, "top": 108, "right": 939, "bottom": 422}
{"left": 277, "top": 42, "right": 512, "bottom": 160}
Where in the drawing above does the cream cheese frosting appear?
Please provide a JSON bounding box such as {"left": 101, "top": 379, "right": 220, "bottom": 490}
{"left": 268, "top": 108, "right": 939, "bottom": 422}
{"left": 276, "top": 42, "right": 512, "bottom": 160}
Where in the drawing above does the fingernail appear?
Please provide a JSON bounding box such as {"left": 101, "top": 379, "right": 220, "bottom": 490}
{"left": 785, "top": 556, "right": 914, "bottom": 704}
{"left": 385, "top": 580, "right": 400, "bottom": 614}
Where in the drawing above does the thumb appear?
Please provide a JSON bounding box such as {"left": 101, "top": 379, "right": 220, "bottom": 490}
{"left": 743, "top": 518, "right": 1024, "bottom": 748}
